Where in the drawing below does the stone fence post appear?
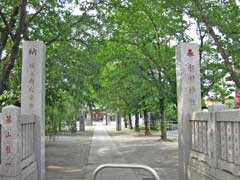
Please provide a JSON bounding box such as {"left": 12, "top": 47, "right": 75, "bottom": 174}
{"left": 208, "top": 104, "right": 228, "bottom": 169}
{"left": 116, "top": 109, "right": 121, "bottom": 131}
{"left": 1, "top": 106, "right": 21, "bottom": 179}
{"left": 80, "top": 110, "right": 85, "bottom": 131}
{"left": 86, "top": 112, "right": 92, "bottom": 126}
{"left": 176, "top": 43, "right": 201, "bottom": 180}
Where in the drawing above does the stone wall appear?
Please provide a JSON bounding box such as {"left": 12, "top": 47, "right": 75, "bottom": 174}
{"left": 189, "top": 106, "right": 240, "bottom": 180}
{"left": 0, "top": 106, "right": 38, "bottom": 180}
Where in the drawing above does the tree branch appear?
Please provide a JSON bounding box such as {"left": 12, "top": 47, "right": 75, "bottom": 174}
{"left": 45, "top": 34, "right": 61, "bottom": 46}
{"left": 26, "top": 3, "right": 46, "bottom": 25}
{"left": 194, "top": 0, "right": 240, "bottom": 88}
{"left": 0, "top": 0, "right": 27, "bottom": 95}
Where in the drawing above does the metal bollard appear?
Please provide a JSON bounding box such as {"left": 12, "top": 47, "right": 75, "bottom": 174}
{"left": 92, "top": 163, "right": 161, "bottom": 180}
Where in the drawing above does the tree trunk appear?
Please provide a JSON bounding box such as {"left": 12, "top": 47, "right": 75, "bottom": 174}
{"left": 105, "top": 112, "right": 108, "bottom": 125}
{"left": 124, "top": 115, "right": 128, "bottom": 128}
{"left": 135, "top": 113, "right": 140, "bottom": 132}
{"left": 71, "top": 118, "right": 77, "bottom": 133}
{"left": 52, "top": 115, "right": 58, "bottom": 134}
{"left": 58, "top": 121, "right": 61, "bottom": 132}
{"left": 160, "top": 99, "right": 167, "bottom": 139}
{"left": 0, "top": 0, "right": 27, "bottom": 95}
{"left": 128, "top": 113, "right": 133, "bottom": 129}
{"left": 143, "top": 110, "right": 151, "bottom": 136}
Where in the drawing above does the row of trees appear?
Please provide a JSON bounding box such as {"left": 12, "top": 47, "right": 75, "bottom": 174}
{"left": 0, "top": 0, "right": 239, "bottom": 138}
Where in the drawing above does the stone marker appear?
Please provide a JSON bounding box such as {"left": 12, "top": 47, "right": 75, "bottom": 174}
{"left": 105, "top": 111, "right": 108, "bottom": 125}
{"left": 1, "top": 106, "right": 21, "bottom": 178}
{"left": 21, "top": 41, "right": 46, "bottom": 180}
{"left": 86, "top": 112, "right": 92, "bottom": 126}
{"left": 80, "top": 109, "right": 85, "bottom": 131}
{"left": 116, "top": 109, "right": 121, "bottom": 131}
{"left": 176, "top": 43, "right": 201, "bottom": 180}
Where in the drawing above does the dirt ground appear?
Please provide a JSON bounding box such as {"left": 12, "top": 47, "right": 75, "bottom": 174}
{"left": 45, "top": 129, "right": 94, "bottom": 180}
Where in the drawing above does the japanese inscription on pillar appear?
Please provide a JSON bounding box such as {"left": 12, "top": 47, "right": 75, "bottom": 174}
{"left": 187, "top": 50, "right": 197, "bottom": 106}
{"left": 221, "top": 122, "right": 227, "bottom": 160}
{"left": 21, "top": 41, "right": 46, "bottom": 180}
{"left": 28, "top": 49, "right": 37, "bottom": 110}
{"left": 4, "top": 114, "right": 12, "bottom": 158}
{"left": 176, "top": 43, "right": 201, "bottom": 180}
{"left": 226, "top": 122, "right": 233, "bottom": 162}
{"left": 1, "top": 106, "right": 21, "bottom": 176}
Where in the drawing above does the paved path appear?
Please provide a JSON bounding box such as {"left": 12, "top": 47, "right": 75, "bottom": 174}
{"left": 85, "top": 123, "right": 141, "bottom": 180}
{"left": 46, "top": 122, "right": 178, "bottom": 180}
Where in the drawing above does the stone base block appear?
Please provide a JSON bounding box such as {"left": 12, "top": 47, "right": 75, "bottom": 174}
{"left": 188, "top": 158, "right": 240, "bottom": 180}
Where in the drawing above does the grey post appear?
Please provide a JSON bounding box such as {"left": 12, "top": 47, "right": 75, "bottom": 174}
{"left": 116, "top": 109, "right": 121, "bottom": 131}
{"left": 105, "top": 110, "right": 108, "bottom": 125}
{"left": 208, "top": 104, "right": 228, "bottom": 170}
{"left": 21, "top": 41, "right": 46, "bottom": 180}
{"left": 1, "top": 106, "right": 21, "bottom": 179}
{"left": 80, "top": 109, "right": 85, "bottom": 131}
{"left": 86, "top": 112, "right": 93, "bottom": 126}
{"left": 176, "top": 43, "right": 201, "bottom": 180}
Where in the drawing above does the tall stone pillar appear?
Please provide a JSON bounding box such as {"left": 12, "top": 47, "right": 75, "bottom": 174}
{"left": 176, "top": 43, "right": 201, "bottom": 180}
{"left": 86, "top": 112, "right": 92, "bottom": 126}
{"left": 116, "top": 109, "right": 121, "bottom": 131}
{"left": 80, "top": 109, "right": 85, "bottom": 131}
{"left": 105, "top": 111, "right": 108, "bottom": 125}
{"left": 21, "top": 41, "right": 46, "bottom": 180}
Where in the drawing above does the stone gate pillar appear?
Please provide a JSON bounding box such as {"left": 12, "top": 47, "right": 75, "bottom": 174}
{"left": 21, "top": 41, "right": 46, "bottom": 180}
{"left": 176, "top": 43, "right": 201, "bottom": 180}
{"left": 116, "top": 109, "right": 121, "bottom": 131}
{"left": 86, "top": 112, "right": 92, "bottom": 126}
{"left": 80, "top": 109, "right": 85, "bottom": 131}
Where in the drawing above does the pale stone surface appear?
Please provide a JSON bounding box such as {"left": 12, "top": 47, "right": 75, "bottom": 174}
{"left": 188, "top": 105, "right": 240, "bottom": 179}
{"left": 21, "top": 41, "right": 46, "bottom": 180}
{"left": 226, "top": 122, "right": 233, "bottom": 162}
{"left": 1, "top": 106, "right": 21, "bottom": 177}
{"left": 216, "top": 109, "right": 240, "bottom": 122}
{"left": 220, "top": 122, "right": 227, "bottom": 160}
{"left": 234, "top": 122, "right": 240, "bottom": 165}
{"left": 0, "top": 108, "right": 38, "bottom": 179}
{"left": 202, "top": 122, "right": 207, "bottom": 154}
{"left": 86, "top": 113, "right": 92, "bottom": 126}
{"left": 176, "top": 43, "right": 201, "bottom": 180}
{"left": 208, "top": 104, "right": 227, "bottom": 168}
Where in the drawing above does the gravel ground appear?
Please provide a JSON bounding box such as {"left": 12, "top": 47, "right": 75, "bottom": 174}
{"left": 45, "top": 128, "right": 94, "bottom": 180}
